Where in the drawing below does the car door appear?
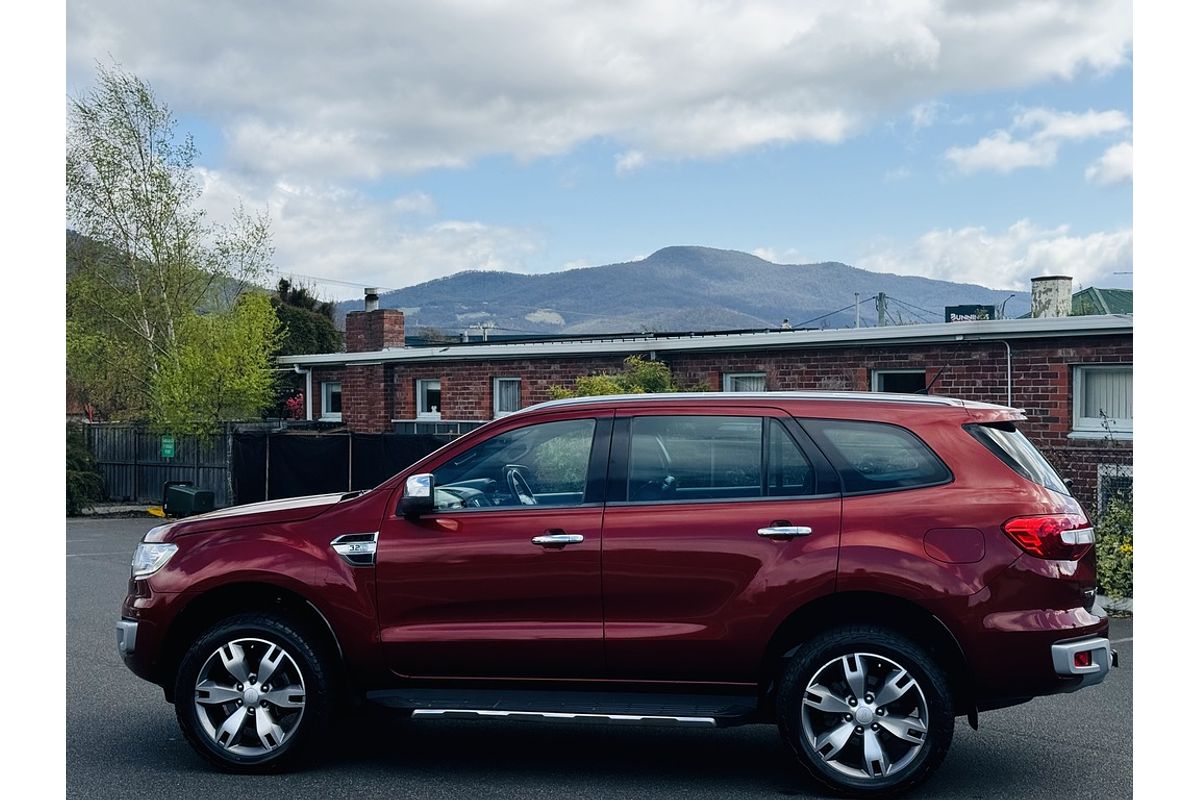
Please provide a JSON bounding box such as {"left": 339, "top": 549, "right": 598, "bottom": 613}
{"left": 375, "top": 410, "right": 613, "bottom": 679}
{"left": 600, "top": 406, "right": 842, "bottom": 683}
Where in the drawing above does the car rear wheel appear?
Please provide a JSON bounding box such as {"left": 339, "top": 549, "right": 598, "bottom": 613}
{"left": 174, "top": 613, "right": 334, "bottom": 772}
{"left": 776, "top": 625, "right": 954, "bottom": 797}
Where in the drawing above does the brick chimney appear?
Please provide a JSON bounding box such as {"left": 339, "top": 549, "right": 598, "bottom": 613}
{"left": 1030, "top": 276, "right": 1073, "bottom": 319}
{"left": 345, "top": 289, "right": 405, "bottom": 352}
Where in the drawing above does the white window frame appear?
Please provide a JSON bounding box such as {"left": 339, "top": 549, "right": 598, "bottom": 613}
{"left": 870, "top": 369, "right": 927, "bottom": 393}
{"left": 320, "top": 381, "right": 342, "bottom": 422}
{"left": 493, "top": 377, "right": 522, "bottom": 418}
{"left": 416, "top": 379, "right": 442, "bottom": 420}
{"left": 722, "top": 372, "right": 767, "bottom": 392}
{"left": 1071, "top": 365, "right": 1132, "bottom": 439}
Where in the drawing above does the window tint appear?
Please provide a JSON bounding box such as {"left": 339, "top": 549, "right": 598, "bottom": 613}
{"left": 628, "top": 416, "right": 761, "bottom": 502}
{"left": 804, "top": 419, "right": 951, "bottom": 494}
{"left": 966, "top": 422, "right": 1070, "bottom": 495}
{"left": 768, "top": 419, "right": 816, "bottom": 496}
{"left": 432, "top": 418, "right": 595, "bottom": 509}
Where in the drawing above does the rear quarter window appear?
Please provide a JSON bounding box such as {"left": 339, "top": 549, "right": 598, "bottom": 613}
{"left": 964, "top": 421, "right": 1071, "bottom": 495}
{"left": 802, "top": 419, "right": 952, "bottom": 494}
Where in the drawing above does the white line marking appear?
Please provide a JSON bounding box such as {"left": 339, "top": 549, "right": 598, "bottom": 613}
{"left": 66, "top": 552, "right": 130, "bottom": 558}
{"left": 1110, "top": 637, "right": 1133, "bottom": 645}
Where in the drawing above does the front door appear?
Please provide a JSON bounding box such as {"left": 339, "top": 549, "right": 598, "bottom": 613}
{"left": 376, "top": 412, "right": 612, "bottom": 679}
{"left": 600, "top": 408, "right": 843, "bottom": 683}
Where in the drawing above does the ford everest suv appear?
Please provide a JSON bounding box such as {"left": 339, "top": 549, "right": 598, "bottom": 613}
{"left": 117, "top": 392, "right": 1113, "bottom": 796}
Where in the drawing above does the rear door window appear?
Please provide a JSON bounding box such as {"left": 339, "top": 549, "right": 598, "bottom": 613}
{"left": 965, "top": 422, "right": 1071, "bottom": 495}
{"left": 627, "top": 415, "right": 762, "bottom": 502}
{"left": 802, "top": 419, "right": 952, "bottom": 494}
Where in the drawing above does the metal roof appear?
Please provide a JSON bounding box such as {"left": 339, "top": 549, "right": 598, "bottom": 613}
{"left": 278, "top": 313, "right": 1132, "bottom": 367}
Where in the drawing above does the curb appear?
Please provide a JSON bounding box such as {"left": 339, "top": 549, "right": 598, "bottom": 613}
{"left": 1097, "top": 593, "right": 1133, "bottom": 614}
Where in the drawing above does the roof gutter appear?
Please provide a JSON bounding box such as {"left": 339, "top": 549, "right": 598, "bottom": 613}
{"left": 278, "top": 315, "right": 1132, "bottom": 368}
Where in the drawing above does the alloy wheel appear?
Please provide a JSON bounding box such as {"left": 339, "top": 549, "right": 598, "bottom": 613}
{"left": 193, "top": 637, "right": 307, "bottom": 756}
{"left": 799, "top": 652, "right": 930, "bottom": 781}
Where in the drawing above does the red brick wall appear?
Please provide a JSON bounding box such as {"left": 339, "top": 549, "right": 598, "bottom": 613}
{"left": 345, "top": 309, "right": 405, "bottom": 352}
{"left": 313, "top": 333, "right": 1133, "bottom": 513}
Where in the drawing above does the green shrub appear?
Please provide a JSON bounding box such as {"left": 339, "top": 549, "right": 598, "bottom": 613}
{"left": 67, "top": 424, "right": 105, "bottom": 516}
{"left": 1094, "top": 495, "right": 1133, "bottom": 600}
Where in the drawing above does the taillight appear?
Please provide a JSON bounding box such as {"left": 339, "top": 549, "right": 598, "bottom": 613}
{"left": 1002, "top": 513, "right": 1094, "bottom": 560}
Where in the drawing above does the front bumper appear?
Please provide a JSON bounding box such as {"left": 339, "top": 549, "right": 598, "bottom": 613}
{"left": 1050, "top": 636, "right": 1114, "bottom": 689}
{"left": 116, "top": 618, "right": 138, "bottom": 656}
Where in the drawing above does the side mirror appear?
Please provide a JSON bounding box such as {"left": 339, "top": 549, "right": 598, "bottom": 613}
{"left": 400, "top": 473, "right": 435, "bottom": 518}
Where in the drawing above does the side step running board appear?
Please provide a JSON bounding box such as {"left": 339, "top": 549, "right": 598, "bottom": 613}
{"left": 412, "top": 709, "right": 718, "bottom": 726}
{"left": 366, "top": 687, "right": 759, "bottom": 727}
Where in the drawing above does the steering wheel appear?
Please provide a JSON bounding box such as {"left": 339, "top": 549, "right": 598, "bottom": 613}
{"left": 506, "top": 467, "right": 538, "bottom": 505}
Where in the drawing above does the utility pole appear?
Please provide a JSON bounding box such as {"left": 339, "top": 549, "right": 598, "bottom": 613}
{"left": 854, "top": 292, "right": 861, "bottom": 328}
{"left": 876, "top": 292, "right": 887, "bottom": 327}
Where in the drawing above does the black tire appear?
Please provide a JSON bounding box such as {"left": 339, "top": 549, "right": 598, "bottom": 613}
{"left": 776, "top": 625, "right": 954, "bottom": 797}
{"left": 173, "top": 612, "right": 336, "bottom": 773}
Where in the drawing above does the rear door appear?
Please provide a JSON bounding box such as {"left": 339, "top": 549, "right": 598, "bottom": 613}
{"left": 600, "top": 406, "right": 842, "bottom": 683}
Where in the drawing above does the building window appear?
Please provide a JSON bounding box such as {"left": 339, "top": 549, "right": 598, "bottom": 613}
{"left": 320, "top": 381, "right": 342, "bottom": 422}
{"left": 871, "top": 369, "right": 926, "bottom": 394}
{"left": 1097, "top": 464, "right": 1132, "bottom": 515}
{"left": 1073, "top": 365, "right": 1132, "bottom": 438}
{"left": 494, "top": 377, "right": 521, "bottom": 417}
{"left": 417, "top": 379, "right": 442, "bottom": 419}
{"left": 722, "top": 372, "right": 767, "bottom": 392}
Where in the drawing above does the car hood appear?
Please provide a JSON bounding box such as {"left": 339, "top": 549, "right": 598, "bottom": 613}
{"left": 148, "top": 493, "right": 348, "bottom": 540}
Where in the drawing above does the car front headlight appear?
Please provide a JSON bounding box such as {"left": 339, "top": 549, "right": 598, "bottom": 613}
{"left": 131, "top": 542, "right": 178, "bottom": 578}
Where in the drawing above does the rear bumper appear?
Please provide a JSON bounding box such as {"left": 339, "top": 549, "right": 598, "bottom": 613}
{"left": 1050, "top": 636, "right": 1113, "bottom": 690}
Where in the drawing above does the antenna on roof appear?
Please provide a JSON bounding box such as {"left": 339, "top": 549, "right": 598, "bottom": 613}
{"left": 918, "top": 366, "right": 947, "bottom": 395}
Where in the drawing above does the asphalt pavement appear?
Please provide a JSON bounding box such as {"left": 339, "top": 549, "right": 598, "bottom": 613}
{"left": 67, "top": 517, "right": 1132, "bottom": 799}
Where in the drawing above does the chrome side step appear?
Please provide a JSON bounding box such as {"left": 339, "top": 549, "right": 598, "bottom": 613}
{"left": 412, "top": 708, "right": 717, "bottom": 726}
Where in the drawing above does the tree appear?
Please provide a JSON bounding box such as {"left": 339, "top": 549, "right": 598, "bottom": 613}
{"left": 66, "top": 63, "right": 280, "bottom": 434}
{"left": 272, "top": 278, "right": 342, "bottom": 356}
{"left": 549, "top": 355, "right": 693, "bottom": 398}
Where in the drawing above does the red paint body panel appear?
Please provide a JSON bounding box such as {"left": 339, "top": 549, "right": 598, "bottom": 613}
{"left": 121, "top": 392, "right": 1111, "bottom": 715}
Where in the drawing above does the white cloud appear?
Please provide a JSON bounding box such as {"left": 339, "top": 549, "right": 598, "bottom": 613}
{"left": 945, "top": 131, "right": 1057, "bottom": 174}
{"left": 67, "top": 1, "right": 1131, "bottom": 178}
{"left": 1015, "top": 108, "right": 1130, "bottom": 141}
{"left": 194, "top": 169, "right": 541, "bottom": 298}
{"left": 883, "top": 166, "right": 913, "bottom": 182}
{"left": 1086, "top": 141, "right": 1133, "bottom": 186}
{"left": 946, "top": 107, "right": 1130, "bottom": 175}
{"left": 909, "top": 101, "right": 946, "bottom": 130}
{"left": 392, "top": 191, "right": 437, "bottom": 215}
{"left": 859, "top": 219, "right": 1132, "bottom": 289}
{"left": 615, "top": 150, "right": 647, "bottom": 174}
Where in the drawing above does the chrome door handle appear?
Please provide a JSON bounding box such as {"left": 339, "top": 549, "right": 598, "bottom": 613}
{"left": 531, "top": 533, "right": 584, "bottom": 547}
{"left": 757, "top": 526, "right": 813, "bottom": 538}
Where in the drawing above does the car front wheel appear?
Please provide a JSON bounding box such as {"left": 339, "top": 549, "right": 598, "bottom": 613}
{"left": 776, "top": 625, "right": 954, "bottom": 797}
{"left": 173, "top": 612, "right": 333, "bottom": 772}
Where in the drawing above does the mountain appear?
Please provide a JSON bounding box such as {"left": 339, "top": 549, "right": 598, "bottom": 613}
{"left": 339, "top": 245, "right": 1033, "bottom": 334}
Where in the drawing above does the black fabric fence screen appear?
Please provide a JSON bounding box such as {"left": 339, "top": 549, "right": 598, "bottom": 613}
{"left": 231, "top": 432, "right": 452, "bottom": 505}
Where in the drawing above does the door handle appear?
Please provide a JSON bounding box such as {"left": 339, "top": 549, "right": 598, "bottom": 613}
{"left": 757, "top": 525, "right": 813, "bottom": 538}
{"left": 531, "top": 532, "right": 585, "bottom": 547}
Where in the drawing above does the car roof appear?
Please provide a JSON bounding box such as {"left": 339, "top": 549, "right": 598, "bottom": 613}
{"left": 524, "top": 391, "right": 1015, "bottom": 414}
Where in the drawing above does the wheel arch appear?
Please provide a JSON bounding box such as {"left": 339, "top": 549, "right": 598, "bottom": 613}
{"left": 157, "top": 581, "right": 344, "bottom": 703}
{"left": 760, "top": 591, "right": 975, "bottom": 719}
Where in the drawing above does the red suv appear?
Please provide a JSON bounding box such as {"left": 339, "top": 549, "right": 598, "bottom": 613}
{"left": 118, "top": 392, "right": 1113, "bottom": 796}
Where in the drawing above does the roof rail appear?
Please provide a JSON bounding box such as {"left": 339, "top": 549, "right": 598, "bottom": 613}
{"left": 524, "top": 391, "right": 1010, "bottom": 413}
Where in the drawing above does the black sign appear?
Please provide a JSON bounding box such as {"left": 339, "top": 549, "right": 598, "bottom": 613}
{"left": 944, "top": 305, "right": 997, "bottom": 323}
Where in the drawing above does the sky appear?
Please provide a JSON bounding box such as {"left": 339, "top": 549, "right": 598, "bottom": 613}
{"left": 65, "top": 0, "right": 1132, "bottom": 300}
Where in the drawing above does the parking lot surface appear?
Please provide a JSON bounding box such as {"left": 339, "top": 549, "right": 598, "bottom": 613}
{"left": 68, "top": 517, "right": 1132, "bottom": 799}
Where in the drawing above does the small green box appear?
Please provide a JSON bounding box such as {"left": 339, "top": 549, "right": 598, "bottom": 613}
{"left": 161, "top": 435, "right": 176, "bottom": 459}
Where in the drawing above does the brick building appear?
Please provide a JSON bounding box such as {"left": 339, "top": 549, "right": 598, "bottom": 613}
{"left": 278, "top": 308, "right": 1132, "bottom": 515}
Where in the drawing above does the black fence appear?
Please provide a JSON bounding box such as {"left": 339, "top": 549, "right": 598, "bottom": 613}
{"left": 230, "top": 431, "right": 453, "bottom": 505}
{"left": 87, "top": 423, "right": 237, "bottom": 507}
{"left": 86, "top": 422, "right": 455, "bottom": 508}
